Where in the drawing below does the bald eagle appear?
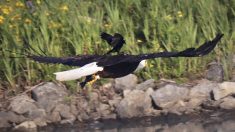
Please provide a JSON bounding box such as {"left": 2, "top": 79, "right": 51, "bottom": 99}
{"left": 101, "top": 32, "right": 125, "bottom": 54}
{"left": 27, "top": 33, "right": 223, "bottom": 88}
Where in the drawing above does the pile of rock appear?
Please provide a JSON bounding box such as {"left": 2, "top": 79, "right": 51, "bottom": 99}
{"left": 1, "top": 61, "right": 235, "bottom": 130}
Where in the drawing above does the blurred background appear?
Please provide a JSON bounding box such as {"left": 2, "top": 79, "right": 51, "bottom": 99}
{"left": 0, "top": 0, "right": 234, "bottom": 90}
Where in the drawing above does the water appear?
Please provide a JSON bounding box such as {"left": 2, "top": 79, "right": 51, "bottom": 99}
{"left": 37, "top": 110, "right": 235, "bottom": 132}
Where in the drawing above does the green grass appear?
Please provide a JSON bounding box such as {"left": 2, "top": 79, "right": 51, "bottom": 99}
{"left": 0, "top": 0, "right": 234, "bottom": 89}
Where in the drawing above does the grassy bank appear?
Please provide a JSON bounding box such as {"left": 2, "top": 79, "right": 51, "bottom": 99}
{"left": 0, "top": 0, "right": 234, "bottom": 89}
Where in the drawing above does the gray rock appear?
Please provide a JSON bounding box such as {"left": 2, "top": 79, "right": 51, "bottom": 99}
{"left": 31, "top": 82, "right": 68, "bottom": 112}
{"left": 167, "top": 100, "right": 187, "bottom": 114}
{"left": 151, "top": 84, "right": 189, "bottom": 108}
{"left": 70, "top": 104, "right": 78, "bottom": 116}
{"left": 213, "top": 82, "right": 235, "bottom": 100}
{"left": 116, "top": 90, "right": 152, "bottom": 118}
{"left": 28, "top": 109, "right": 46, "bottom": 119}
{"left": 0, "top": 117, "right": 10, "bottom": 128}
{"left": 201, "top": 99, "right": 221, "bottom": 110}
{"left": 135, "top": 79, "right": 155, "bottom": 91}
{"left": 89, "top": 92, "right": 99, "bottom": 101}
{"left": 33, "top": 118, "right": 47, "bottom": 127}
{"left": 47, "top": 110, "right": 61, "bottom": 122}
{"left": 114, "top": 74, "right": 138, "bottom": 92}
{"left": 145, "top": 88, "right": 154, "bottom": 96}
{"left": 60, "top": 118, "right": 76, "bottom": 124}
{"left": 186, "top": 98, "right": 204, "bottom": 109}
{"left": 232, "top": 72, "right": 235, "bottom": 82}
{"left": 97, "top": 103, "right": 110, "bottom": 112}
{"left": 76, "top": 97, "right": 91, "bottom": 121}
{"left": 54, "top": 104, "right": 75, "bottom": 121}
{"left": 90, "top": 112, "right": 101, "bottom": 120}
{"left": 14, "top": 121, "right": 37, "bottom": 131}
{"left": 108, "top": 98, "right": 121, "bottom": 108}
{"left": 0, "top": 111, "right": 26, "bottom": 128}
{"left": 123, "top": 89, "right": 132, "bottom": 97}
{"left": 9, "top": 94, "right": 38, "bottom": 114}
{"left": 220, "top": 96, "right": 235, "bottom": 109}
{"left": 77, "top": 112, "right": 89, "bottom": 121}
{"left": 220, "top": 120, "right": 235, "bottom": 132}
{"left": 233, "top": 54, "right": 235, "bottom": 67}
{"left": 189, "top": 79, "right": 218, "bottom": 99}
{"left": 205, "top": 61, "right": 224, "bottom": 82}
{"left": 101, "top": 113, "right": 117, "bottom": 120}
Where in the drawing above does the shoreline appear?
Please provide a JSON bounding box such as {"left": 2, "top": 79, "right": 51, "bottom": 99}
{"left": 1, "top": 74, "right": 235, "bottom": 130}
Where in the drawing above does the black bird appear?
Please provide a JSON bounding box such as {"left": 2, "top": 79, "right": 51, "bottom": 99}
{"left": 101, "top": 32, "right": 125, "bottom": 54}
{"left": 26, "top": 33, "right": 223, "bottom": 88}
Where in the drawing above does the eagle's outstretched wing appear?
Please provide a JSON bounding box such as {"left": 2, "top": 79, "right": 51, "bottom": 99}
{"left": 117, "top": 33, "right": 224, "bottom": 62}
{"left": 27, "top": 54, "right": 103, "bottom": 67}
{"left": 28, "top": 33, "right": 223, "bottom": 67}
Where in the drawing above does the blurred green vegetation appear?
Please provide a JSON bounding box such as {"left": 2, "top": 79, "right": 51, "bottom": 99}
{"left": 0, "top": 0, "right": 234, "bottom": 89}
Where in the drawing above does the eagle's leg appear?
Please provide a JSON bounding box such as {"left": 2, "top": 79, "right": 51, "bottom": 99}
{"left": 80, "top": 74, "right": 99, "bottom": 99}
{"left": 80, "top": 74, "right": 99, "bottom": 89}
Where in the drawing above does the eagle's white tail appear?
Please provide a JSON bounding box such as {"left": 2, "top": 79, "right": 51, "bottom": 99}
{"left": 54, "top": 62, "right": 103, "bottom": 81}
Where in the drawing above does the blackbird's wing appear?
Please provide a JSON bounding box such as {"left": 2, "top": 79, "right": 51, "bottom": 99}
{"left": 100, "top": 32, "right": 114, "bottom": 45}
{"left": 110, "top": 37, "right": 124, "bottom": 48}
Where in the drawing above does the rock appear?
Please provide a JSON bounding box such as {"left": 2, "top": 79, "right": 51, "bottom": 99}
{"left": 14, "top": 121, "right": 37, "bottom": 130}
{"left": 116, "top": 90, "right": 152, "bottom": 118}
{"left": 0, "top": 111, "right": 26, "bottom": 125}
{"left": 201, "top": 99, "right": 221, "bottom": 110}
{"left": 96, "top": 103, "right": 111, "bottom": 117}
{"left": 60, "top": 118, "right": 76, "bottom": 124}
{"left": 232, "top": 71, "right": 235, "bottom": 82}
{"left": 145, "top": 87, "right": 154, "bottom": 96}
{"left": 186, "top": 98, "right": 204, "bottom": 109}
{"left": 135, "top": 79, "right": 155, "bottom": 91}
{"left": 54, "top": 104, "right": 75, "bottom": 121}
{"left": 212, "top": 82, "right": 235, "bottom": 100}
{"left": 189, "top": 79, "right": 218, "bottom": 99}
{"left": 9, "top": 94, "right": 38, "bottom": 114}
{"left": 151, "top": 84, "right": 189, "bottom": 109}
{"left": 221, "top": 120, "right": 235, "bottom": 132}
{"left": 100, "top": 82, "right": 116, "bottom": 99}
{"left": 90, "top": 112, "right": 101, "bottom": 120}
{"left": 0, "top": 118, "right": 10, "bottom": 128}
{"left": 97, "top": 103, "right": 110, "bottom": 112}
{"left": 108, "top": 98, "right": 121, "bottom": 108}
{"left": 123, "top": 89, "right": 132, "bottom": 97}
{"left": 33, "top": 118, "right": 47, "bottom": 127}
{"left": 205, "top": 61, "right": 224, "bottom": 82}
{"left": 27, "top": 109, "right": 47, "bottom": 126}
{"left": 0, "top": 111, "right": 26, "bottom": 128}
{"left": 155, "top": 78, "right": 176, "bottom": 88}
{"left": 114, "top": 74, "right": 138, "bottom": 92}
{"left": 233, "top": 54, "right": 235, "bottom": 67}
{"left": 220, "top": 96, "right": 235, "bottom": 109}
{"left": 48, "top": 110, "right": 61, "bottom": 122}
{"left": 77, "top": 112, "right": 89, "bottom": 121}
{"left": 70, "top": 104, "right": 78, "bottom": 116}
{"left": 101, "top": 113, "right": 117, "bottom": 120}
{"left": 28, "top": 109, "right": 46, "bottom": 119}
{"left": 168, "top": 100, "right": 187, "bottom": 114}
{"left": 31, "top": 82, "right": 68, "bottom": 112}
{"left": 89, "top": 92, "right": 99, "bottom": 101}
{"left": 76, "top": 97, "right": 91, "bottom": 121}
